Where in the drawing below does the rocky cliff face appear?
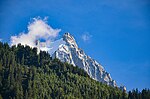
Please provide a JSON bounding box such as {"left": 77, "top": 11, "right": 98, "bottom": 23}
{"left": 52, "top": 33, "right": 116, "bottom": 87}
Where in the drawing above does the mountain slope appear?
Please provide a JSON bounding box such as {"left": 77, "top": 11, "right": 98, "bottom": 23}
{"left": 0, "top": 42, "right": 126, "bottom": 99}
{"left": 52, "top": 33, "right": 116, "bottom": 87}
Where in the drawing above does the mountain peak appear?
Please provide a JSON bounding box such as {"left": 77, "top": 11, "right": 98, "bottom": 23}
{"left": 63, "top": 32, "right": 73, "bottom": 40}
{"left": 63, "top": 32, "right": 78, "bottom": 48}
{"left": 52, "top": 33, "right": 117, "bottom": 87}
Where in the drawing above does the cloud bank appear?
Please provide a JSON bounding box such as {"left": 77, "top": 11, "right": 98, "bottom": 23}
{"left": 11, "top": 17, "right": 61, "bottom": 48}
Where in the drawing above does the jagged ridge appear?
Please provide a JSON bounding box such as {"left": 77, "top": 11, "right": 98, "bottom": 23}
{"left": 52, "top": 33, "right": 117, "bottom": 87}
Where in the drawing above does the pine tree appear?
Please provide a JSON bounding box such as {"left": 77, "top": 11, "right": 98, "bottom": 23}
{"left": 0, "top": 60, "right": 2, "bottom": 71}
{"left": 21, "top": 54, "right": 24, "bottom": 65}
{"left": 25, "top": 90, "right": 28, "bottom": 99}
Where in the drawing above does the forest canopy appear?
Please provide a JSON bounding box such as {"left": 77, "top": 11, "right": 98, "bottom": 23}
{"left": 0, "top": 42, "right": 149, "bottom": 99}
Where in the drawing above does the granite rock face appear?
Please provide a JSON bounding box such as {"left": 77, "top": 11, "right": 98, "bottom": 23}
{"left": 52, "top": 33, "right": 117, "bottom": 87}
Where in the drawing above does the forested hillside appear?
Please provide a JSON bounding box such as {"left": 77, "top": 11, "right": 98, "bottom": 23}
{"left": 0, "top": 42, "right": 149, "bottom": 99}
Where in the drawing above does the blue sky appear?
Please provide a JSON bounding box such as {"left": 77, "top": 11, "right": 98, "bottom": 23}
{"left": 0, "top": 0, "right": 150, "bottom": 91}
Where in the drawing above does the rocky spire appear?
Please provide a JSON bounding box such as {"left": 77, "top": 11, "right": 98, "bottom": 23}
{"left": 52, "top": 33, "right": 117, "bottom": 87}
{"left": 63, "top": 33, "right": 78, "bottom": 48}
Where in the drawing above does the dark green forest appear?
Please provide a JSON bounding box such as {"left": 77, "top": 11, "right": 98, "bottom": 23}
{"left": 0, "top": 42, "right": 149, "bottom": 99}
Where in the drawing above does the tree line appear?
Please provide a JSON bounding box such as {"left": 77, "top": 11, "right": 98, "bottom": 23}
{"left": 0, "top": 42, "right": 149, "bottom": 99}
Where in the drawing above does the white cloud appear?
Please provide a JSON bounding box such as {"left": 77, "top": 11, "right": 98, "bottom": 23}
{"left": 11, "top": 17, "right": 61, "bottom": 48}
{"left": 81, "top": 33, "right": 92, "bottom": 42}
{"left": 0, "top": 38, "right": 2, "bottom": 42}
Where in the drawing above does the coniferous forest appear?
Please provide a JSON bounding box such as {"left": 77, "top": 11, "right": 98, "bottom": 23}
{"left": 0, "top": 42, "right": 150, "bottom": 99}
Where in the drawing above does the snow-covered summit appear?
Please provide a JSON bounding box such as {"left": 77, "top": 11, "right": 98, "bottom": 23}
{"left": 51, "top": 33, "right": 117, "bottom": 87}
{"left": 63, "top": 32, "right": 78, "bottom": 48}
